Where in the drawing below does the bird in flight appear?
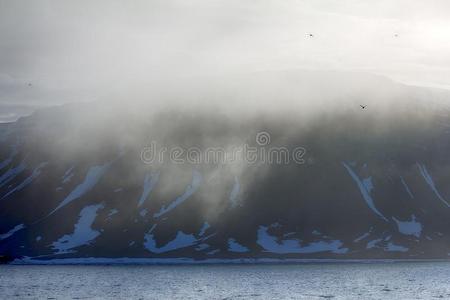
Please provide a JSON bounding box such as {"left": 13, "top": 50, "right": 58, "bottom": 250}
{"left": 360, "top": 105, "right": 367, "bottom": 109}
{"left": 308, "top": 33, "right": 314, "bottom": 37}
{"left": 28, "top": 83, "right": 32, "bottom": 87}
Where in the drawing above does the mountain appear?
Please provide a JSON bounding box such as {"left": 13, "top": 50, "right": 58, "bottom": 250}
{"left": 1, "top": 71, "right": 449, "bottom": 263}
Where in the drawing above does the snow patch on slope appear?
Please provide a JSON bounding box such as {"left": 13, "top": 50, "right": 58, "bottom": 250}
{"left": 342, "top": 162, "right": 388, "bottom": 221}
{"left": 137, "top": 171, "right": 159, "bottom": 207}
{"left": 198, "top": 222, "right": 210, "bottom": 237}
{"left": 228, "top": 238, "right": 249, "bottom": 253}
{"left": 0, "top": 224, "right": 25, "bottom": 240}
{"left": 400, "top": 176, "right": 414, "bottom": 199}
{"left": 0, "top": 161, "right": 26, "bottom": 188}
{"left": 144, "top": 231, "right": 197, "bottom": 254}
{"left": 362, "top": 177, "right": 373, "bottom": 194}
{"left": 257, "top": 226, "right": 347, "bottom": 254}
{"left": 196, "top": 243, "right": 210, "bottom": 251}
{"left": 61, "top": 166, "right": 74, "bottom": 184}
{"left": 2, "top": 162, "right": 48, "bottom": 199}
{"left": 154, "top": 169, "right": 202, "bottom": 218}
{"left": 366, "top": 238, "right": 383, "bottom": 249}
{"left": 52, "top": 204, "right": 103, "bottom": 254}
{"left": 354, "top": 232, "right": 371, "bottom": 243}
{"left": 107, "top": 209, "right": 118, "bottom": 218}
{"left": 49, "top": 163, "right": 110, "bottom": 216}
{"left": 392, "top": 215, "right": 422, "bottom": 238}
{"left": 417, "top": 163, "right": 449, "bottom": 207}
{"left": 366, "top": 235, "right": 409, "bottom": 252}
{"left": 385, "top": 242, "right": 408, "bottom": 252}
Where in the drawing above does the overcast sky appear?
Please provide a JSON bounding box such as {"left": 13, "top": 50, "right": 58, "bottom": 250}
{"left": 1, "top": 0, "right": 450, "bottom": 121}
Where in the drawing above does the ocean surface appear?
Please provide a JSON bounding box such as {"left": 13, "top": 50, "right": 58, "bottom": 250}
{"left": 1, "top": 262, "right": 449, "bottom": 299}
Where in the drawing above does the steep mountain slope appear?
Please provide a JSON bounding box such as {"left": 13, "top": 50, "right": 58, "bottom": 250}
{"left": 1, "top": 71, "right": 449, "bottom": 262}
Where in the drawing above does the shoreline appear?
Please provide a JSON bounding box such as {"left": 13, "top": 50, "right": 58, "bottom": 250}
{"left": 10, "top": 257, "right": 450, "bottom": 266}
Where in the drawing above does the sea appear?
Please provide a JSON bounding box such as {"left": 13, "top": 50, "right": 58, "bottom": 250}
{"left": 0, "top": 262, "right": 449, "bottom": 299}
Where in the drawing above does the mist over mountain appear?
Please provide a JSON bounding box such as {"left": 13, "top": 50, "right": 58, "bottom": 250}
{"left": 0, "top": 70, "right": 449, "bottom": 262}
